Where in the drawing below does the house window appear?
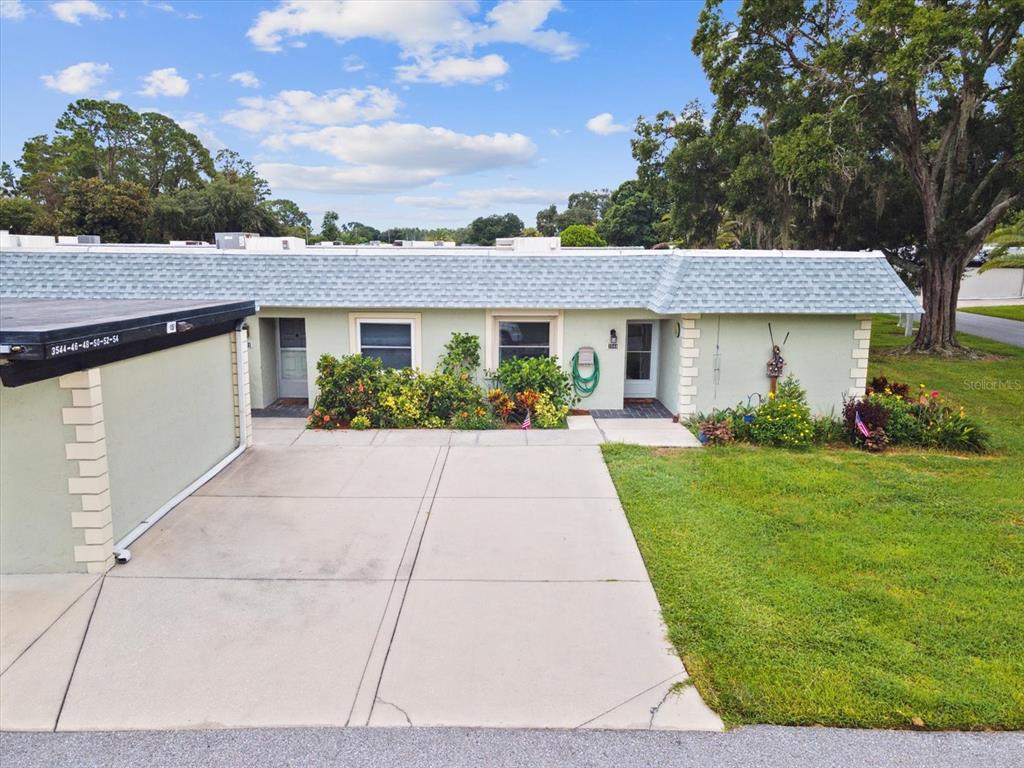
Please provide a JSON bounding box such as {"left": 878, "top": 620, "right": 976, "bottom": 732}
{"left": 498, "top": 320, "right": 551, "bottom": 362}
{"left": 357, "top": 320, "right": 414, "bottom": 369}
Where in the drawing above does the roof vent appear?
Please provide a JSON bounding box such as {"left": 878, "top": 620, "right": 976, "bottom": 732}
{"left": 496, "top": 237, "right": 561, "bottom": 253}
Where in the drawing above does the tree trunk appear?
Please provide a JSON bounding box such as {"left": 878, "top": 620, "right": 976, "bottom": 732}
{"left": 911, "top": 252, "right": 963, "bottom": 353}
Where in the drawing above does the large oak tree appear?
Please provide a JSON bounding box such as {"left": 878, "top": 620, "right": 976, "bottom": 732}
{"left": 694, "top": 0, "right": 1022, "bottom": 352}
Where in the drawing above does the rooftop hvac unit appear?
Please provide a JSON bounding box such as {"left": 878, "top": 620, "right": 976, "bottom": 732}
{"left": 215, "top": 232, "right": 258, "bottom": 250}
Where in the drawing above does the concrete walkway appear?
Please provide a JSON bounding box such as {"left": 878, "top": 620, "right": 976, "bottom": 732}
{"left": 0, "top": 418, "right": 717, "bottom": 733}
{"left": 955, "top": 311, "right": 1024, "bottom": 347}
{"left": 252, "top": 415, "right": 702, "bottom": 449}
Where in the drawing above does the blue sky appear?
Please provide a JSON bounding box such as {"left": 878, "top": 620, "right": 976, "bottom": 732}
{"left": 0, "top": 0, "right": 713, "bottom": 229}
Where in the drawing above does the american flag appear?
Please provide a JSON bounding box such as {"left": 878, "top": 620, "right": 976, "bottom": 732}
{"left": 854, "top": 410, "right": 871, "bottom": 438}
{"left": 521, "top": 411, "right": 532, "bottom": 430}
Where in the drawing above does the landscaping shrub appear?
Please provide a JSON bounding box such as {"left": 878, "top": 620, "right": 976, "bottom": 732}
{"left": 698, "top": 418, "right": 734, "bottom": 445}
{"left": 911, "top": 386, "right": 990, "bottom": 453}
{"left": 312, "top": 352, "right": 384, "bottom": 422}
{"left": 866, "top": 375, "right": 910, "bottom": 399}
{"left": 727, "top": 403, "right": 759, "bottom": 442}
{"left": 843, "top": 394, "right": 890, "bottom": 439}
{"left": 450, "top": 406, "right": 499, "bottom": 430}
{"left": 534, "top": 392, "right": 569, "bottom": 429}
{"left": 424, "top": 371, "right": 487, "bottom": 423}
{"left": 439, "top": 332, "right": 481, "bottom": 377}
{"left": 487, "top": 388, "right": 515, "bottom": 421}
{"left": 749, "top": 390, "right": 814, "bottom": 448}
{"left": 844, "top": 378, "right": 990, "bottom": 453}
{"left": 492, "top": 356, "right": 576, "bottom": 410}
{"left": 309, "top": 333, "right": 492, "bottom": 430}
{"left": 377, "top": 368, "right": 430, "bottom": 428}
{"left": 811, "top": 413, "right": 845, "bottom": 445}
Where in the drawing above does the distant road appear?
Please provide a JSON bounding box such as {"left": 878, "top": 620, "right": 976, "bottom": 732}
{"left": 956, "top": 312, "right": 1024, "bottom": 348}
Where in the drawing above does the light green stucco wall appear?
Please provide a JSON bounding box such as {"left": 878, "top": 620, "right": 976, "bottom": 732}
{"left": 656, "top": 318, "right": 681, "bottom": 414}
{"left": 562, "top": 309, "right": 663, "bottom": 410}
{"left": 0, "top": 379, "right": 82, "bottom": 573}
{"left": 249, "top": 316, "right": 278, "bottom": 410}
{"left": 692, "top": 314, "right": 859, "bottom": 415}
{"left": 420, "top": 309, "right": 488, "bottom": 373}
{"left": 103, "top": 334, "right": 236, "bottom": 540}
{"left": 251, "top": 306, "right": 673, "bottom": 412}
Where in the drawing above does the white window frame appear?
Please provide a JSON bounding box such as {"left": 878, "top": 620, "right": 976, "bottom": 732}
{"left": 485, "top": 310, "right": 563, "bottom": 370}
{"left": 349, "top": 312, "right": 422, "bottom": 369}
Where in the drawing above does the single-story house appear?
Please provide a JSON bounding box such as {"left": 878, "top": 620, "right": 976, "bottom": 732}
{"left": 0, "top": 239, "right": 920, "bottom": 422}
{"left": 0, "top": 298, "right": 254, "bottom": 574}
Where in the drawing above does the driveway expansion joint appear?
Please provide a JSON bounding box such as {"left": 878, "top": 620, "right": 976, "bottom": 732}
{"left": 53, "top": 576, "right": 106, "bottom": 732}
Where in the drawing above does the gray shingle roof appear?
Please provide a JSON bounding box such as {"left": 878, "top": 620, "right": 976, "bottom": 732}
{"left": 0, "top": 248, "right": 921, "bottom": 315}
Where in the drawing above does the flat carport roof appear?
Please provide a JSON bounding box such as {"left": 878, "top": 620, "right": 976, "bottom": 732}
{"left": 0, "top": 298, "right": 255, "bottom": 386}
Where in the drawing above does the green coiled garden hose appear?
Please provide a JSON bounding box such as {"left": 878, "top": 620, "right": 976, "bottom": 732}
{"left": 571, "top": 350, "right": 600, "bottom": 397}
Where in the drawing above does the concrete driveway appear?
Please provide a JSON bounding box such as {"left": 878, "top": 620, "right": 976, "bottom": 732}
{"left": 0, "top": 419, "right": 719, "bottom": 733}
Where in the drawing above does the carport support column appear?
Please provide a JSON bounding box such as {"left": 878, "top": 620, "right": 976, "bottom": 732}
{"left": 231, "top": 328, "right": 254, "bottom": 448}
{"left": 849, "top": 315, "right": 872, "bottom": 398}
{"left": 677, "top": 314, "right": 701, "bottom": 418}
{"left": 60, "top": 368, "right": 114, "bottom": 574}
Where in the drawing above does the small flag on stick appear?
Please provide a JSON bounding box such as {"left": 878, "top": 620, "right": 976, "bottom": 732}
{"left": 521, "top": 411, "right": 532, "bottom": 430}
{"left": 854, "top": 410, "right": 871, "bottom": 438}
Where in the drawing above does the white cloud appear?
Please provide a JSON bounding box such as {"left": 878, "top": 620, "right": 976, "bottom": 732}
{"left": 342, "top": 55, "right": 365, "bottom": 72}
{"left": 139, "top": 67, "right": 189, "bottom": 97}
{"left": 1, "top": 0, "right": 28, "bottom": 20}
{"left": 50, "top": 0, "right": 109, "bottom": 24}
{"left": 247, "top": 0, "right": 580, "bottom": 85}
{"left": 478, "top": 0, "right": 578, "bottom": 60}
{"left": 396, "top": 54, "right": 509, "bottom": 85}
{"left": 396, "top": 187, "right": 558, "bottom": 210}
{"left": 229, "top": 71, "right": 261, "bottom": 88}
{"left": 143, "top": 0, "right": 175, "bottom": 11}
{"left": 275, "top": 122, "right": 534, "bottom": 171}
{"left": 40, "top": 62, "right": 111, "bottom": 94}
{"left": 260, "top": 163, "right": 438, "bottom": 193}
{"left": 586, "top": 112, "right": 627, "bottom": 135}
{"left": 104, "top": 89, "right": 121, "bottom": 99}
{"left": 259, "top": 122, "right": 536, "bottom": 193}
{"left": 223, "top": 86, "right": 398, "bottom": 132}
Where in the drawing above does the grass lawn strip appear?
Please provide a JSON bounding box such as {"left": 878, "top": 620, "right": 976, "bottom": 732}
{"left": 602, "top": 315, "right": 1023, "bottom": 729}
{"left": 959, "top": 305, "right": 1024, "bottom": 322}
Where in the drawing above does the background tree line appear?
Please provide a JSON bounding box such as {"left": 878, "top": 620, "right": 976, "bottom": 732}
{"left": 0, "top": 100, "right": 306, "bottom": 243}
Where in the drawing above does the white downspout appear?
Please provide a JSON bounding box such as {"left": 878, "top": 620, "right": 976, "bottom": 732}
{"left": 113, "top": 322, "right": 249, "bottom": 561}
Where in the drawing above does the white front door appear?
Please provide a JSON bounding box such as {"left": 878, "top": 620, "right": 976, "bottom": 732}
{"left": 277, "top": 318, "right": 308, "bottom": 399}
{"left": 624, "top": 320, "right": 659, "bottom": 398}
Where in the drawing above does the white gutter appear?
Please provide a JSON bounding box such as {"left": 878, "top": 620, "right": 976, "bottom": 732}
{"left": 113, "top": 322, "right": 249, "bottom": 561}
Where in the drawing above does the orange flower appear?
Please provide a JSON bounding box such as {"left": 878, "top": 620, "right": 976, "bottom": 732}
{"left": 323, "top": 414, "right": 331, "bottom": 422}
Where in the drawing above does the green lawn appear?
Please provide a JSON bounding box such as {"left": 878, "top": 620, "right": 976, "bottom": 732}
{"left": 602, "top": 316, "right": 1023, "bottom": 729}
{"left": 960, "top": 304, "right": 1024, "bottom": 322}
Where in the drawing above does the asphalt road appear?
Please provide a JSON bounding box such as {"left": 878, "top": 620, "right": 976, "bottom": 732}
{"left": 2, "top": 726, "right": 1022, "bottom": 768}
{"left": 956, "top": 311, "right": 1024, "bottom": 347}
